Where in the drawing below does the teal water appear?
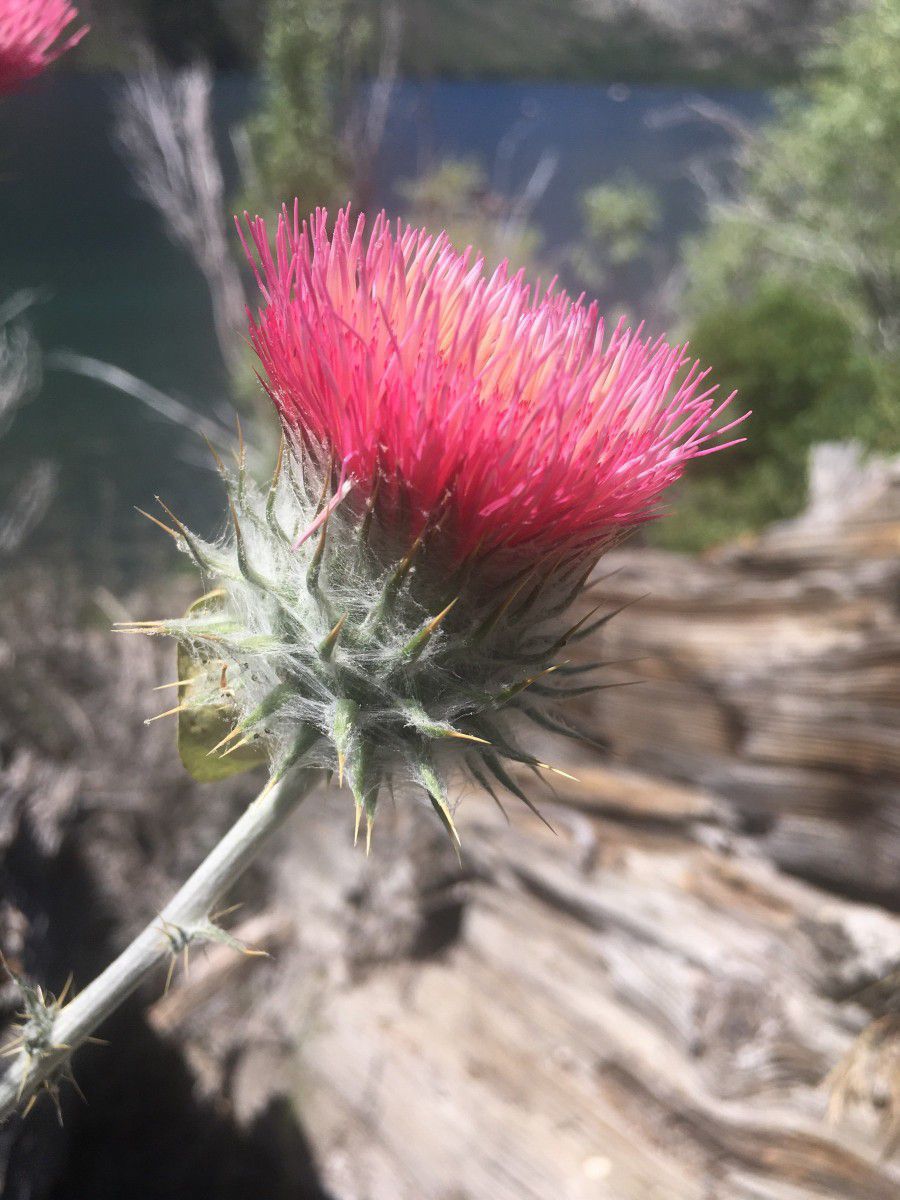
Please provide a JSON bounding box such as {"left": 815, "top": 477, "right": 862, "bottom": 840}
{"left": 0, "top": 74, "right": 767, "bottom": 578}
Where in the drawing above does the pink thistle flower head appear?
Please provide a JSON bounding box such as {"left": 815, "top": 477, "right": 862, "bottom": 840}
{"left": 241, "top": 204, "right": 746, "bottom": 569}
{"left": 0, "top": 0, "right": 87, "bottom": 93}
{"left": 126, "top": 201, "right": 746, "bottom": 850}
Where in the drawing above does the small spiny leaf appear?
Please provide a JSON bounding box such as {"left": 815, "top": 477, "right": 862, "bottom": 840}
{"left": 399, "top": 599, "right": 457, "bottom": 661}
{"left": 414, "top": 749, "right": 461, "bottom": 859}
{"left": 318, "top": 613, "right": 347, "bottom": 660}
{"left": 176, "top": 596, "right": 267, "bottom": 782}
{"left": 478, "top": 750, "right": 556, "bottom": 833}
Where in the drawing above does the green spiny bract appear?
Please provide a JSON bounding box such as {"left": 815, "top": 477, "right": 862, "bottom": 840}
{"left": 130, "top": 446, "right": 615, "bottom": 850}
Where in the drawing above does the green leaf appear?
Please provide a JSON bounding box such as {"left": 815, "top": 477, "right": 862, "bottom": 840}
{"left": 176, "top": 595, "right": 268, "bottom": 783}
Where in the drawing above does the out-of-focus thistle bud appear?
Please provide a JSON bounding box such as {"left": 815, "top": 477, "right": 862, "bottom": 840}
{"left": 124, "top": 205, "right": 746, "bottom": 851}
{"left": 0, "top": 0, "right": 87, "bottom": 93}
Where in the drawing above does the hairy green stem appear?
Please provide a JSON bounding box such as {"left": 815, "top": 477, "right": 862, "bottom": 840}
{"left": 0, "top": 769, "right": 320, "bottom": 1123}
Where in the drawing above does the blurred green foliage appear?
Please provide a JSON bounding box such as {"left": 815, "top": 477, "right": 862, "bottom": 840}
{"left": 397, "top": 159, "right": 543, "bottom": 275}
{"left": 244, "top": 0, "right": 361, "bottom": 213}
{"left": 652, "top": 284, "right": 888, "bottom": 551}
{"left": 582, "top": 178, "right": 660, "bottom": 267}
{"left": 657, "top": 0, "right": 900, "bottom": 551}
{"left": 399, "top": 0, "right": 677, "bottom": 82}
{"left": 566, "top": 175, "right": 660, "bottom": 291}
{"left": 84, "top": 0, "right": 813, "bottom": 83}
{"left": 684, "top": 0, "right": 900, "bottom": 356}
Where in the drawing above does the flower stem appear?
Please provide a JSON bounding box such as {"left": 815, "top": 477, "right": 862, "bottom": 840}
{"left": 0, "top": 769, "right": 320, "bottom": 1123}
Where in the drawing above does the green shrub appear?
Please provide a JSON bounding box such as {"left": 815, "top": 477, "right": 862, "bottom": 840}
{"left": 397, "top": 159, "right": 543, "bottom": 275}
{"left": 682, "top": 0, "right": 900, "bottom": 358}
{"left": 664, "top": 0, "right": 900, "bottom": 550}
{"left": 244, "top": 0, "right": 351, "bottom": 213}
{"left": 580, "top": 177, "right": 660, "bottom": 267}
{"left": 651, "top": 283, "right": 892, "bottom": 550}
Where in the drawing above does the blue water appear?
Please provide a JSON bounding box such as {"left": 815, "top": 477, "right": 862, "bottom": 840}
{"left": 0, "top": 74, "right": 768, "bottom": 575}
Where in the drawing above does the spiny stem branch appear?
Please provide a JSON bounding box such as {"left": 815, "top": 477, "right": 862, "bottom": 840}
{"left": 0, "top": 770, "right": 320, "bottom": 1123}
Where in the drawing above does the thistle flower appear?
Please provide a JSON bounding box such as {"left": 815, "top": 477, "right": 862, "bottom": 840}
{"left": 0, "top": 0, "right": 86, "bottom": 93}
{"left": 127, "top": 205, "right": 745, "bottom": 850}
{"left": 241, "top": 206, "right": 745, "bottom": 562}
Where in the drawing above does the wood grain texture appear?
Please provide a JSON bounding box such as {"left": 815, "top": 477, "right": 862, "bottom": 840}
{"left": 234, "top": 458, "right": 899, "bottom": 1199}
{"left": 3, "top": 458, "right": 898, "bottom": 1197}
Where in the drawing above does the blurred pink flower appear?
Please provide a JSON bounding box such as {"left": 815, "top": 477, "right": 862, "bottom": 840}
{"left": 0, "top": 0, "right": 86, "bottom": 93}
{"left": 241, "top": 204, "right": 746, "bottom": 562}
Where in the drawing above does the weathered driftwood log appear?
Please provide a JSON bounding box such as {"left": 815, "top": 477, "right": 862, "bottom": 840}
{"left": 2, "top": 451, "right": 899, "bottom": 1198}
{"left": 213, "top": 452, "right": 897, "bottom": 1199}
{"left": 262, "top": 787, "right": 900, "bottom": 1200}
{"left": 575, "top": 452, "right": 900, "bottom": 910}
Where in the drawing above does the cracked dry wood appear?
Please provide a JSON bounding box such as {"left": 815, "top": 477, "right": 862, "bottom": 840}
{"left": 223, "top": 457, "right": 898, "bottom": 1200}
{"left": 270, "top": 788, "right": 898, "bottom": 1200}
{"left": 569, "top": 460, "right": 900, "bottom": 910}
{"left": 26, "top": 453, "right": 893, "bottom": 1199}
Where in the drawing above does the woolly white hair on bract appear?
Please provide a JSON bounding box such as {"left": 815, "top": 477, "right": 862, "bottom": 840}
{"left": 124, "top": 443, "right": 615, "bottom": 851}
